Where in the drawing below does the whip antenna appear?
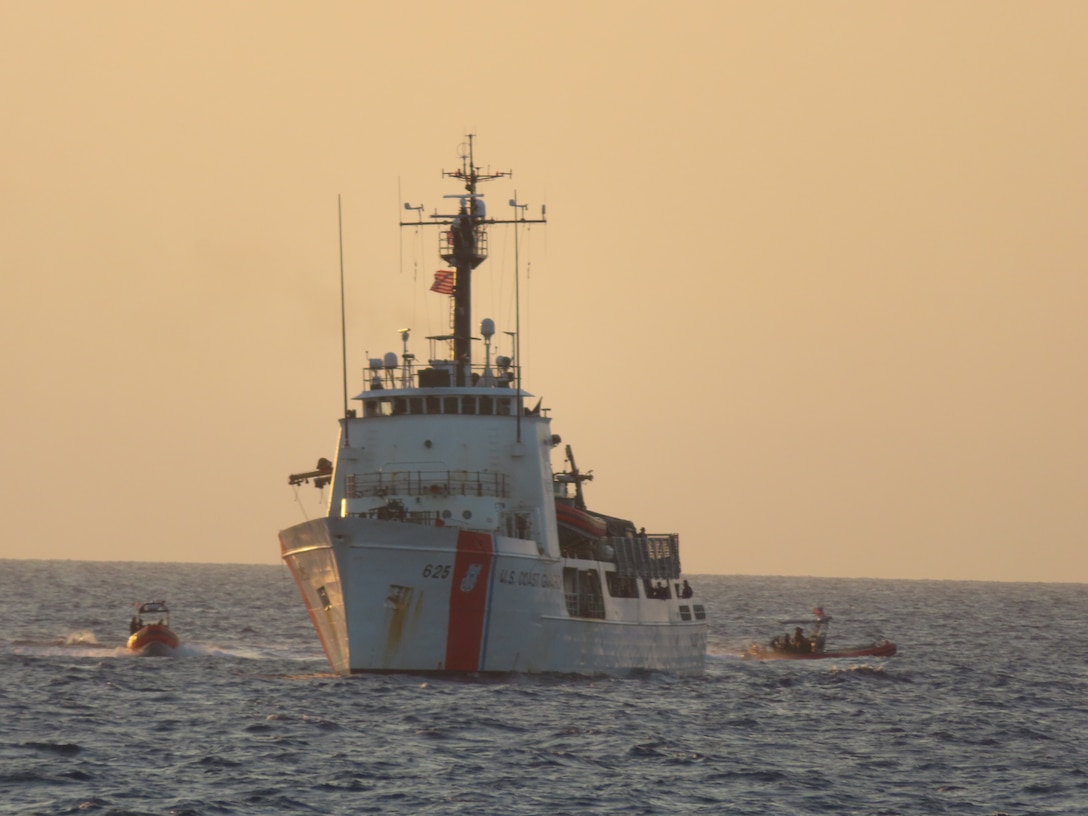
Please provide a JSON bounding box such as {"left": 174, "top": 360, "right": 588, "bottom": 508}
{"left": 339, "top": 194, "right": 349, "bottom": 446}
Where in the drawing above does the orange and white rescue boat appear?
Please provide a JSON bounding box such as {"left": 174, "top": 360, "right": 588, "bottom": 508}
{"left": 127, "top": 601, "right": 181, "bottom": 656}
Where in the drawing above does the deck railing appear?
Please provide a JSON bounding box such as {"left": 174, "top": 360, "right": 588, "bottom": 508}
{"left": 612, "top": 535, "right": 681, "bottom": 580}
{"left": 346, "top": 470, "right": 508, "bottom": 500}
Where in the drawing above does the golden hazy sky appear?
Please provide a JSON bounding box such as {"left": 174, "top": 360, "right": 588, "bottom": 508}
{"left": 2, "top": 2, "right": 1085, "bottom": 581}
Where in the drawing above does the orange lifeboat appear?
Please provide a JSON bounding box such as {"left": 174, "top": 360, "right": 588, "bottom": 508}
{"left": 555, "top": 502, "right": 607, "bottom": 540}
{"left": 126, "top": 601, "right": 181, "bottom": 656}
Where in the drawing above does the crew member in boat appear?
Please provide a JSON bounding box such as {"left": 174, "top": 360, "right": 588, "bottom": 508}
{"left": 680, "top": 580, "right": 693, "bottom": 598}
{"left": 130, "top": 615, "right": 140, "bottom": 634}
{"left": 792, "top": 627, "right": 808, "bottom": 651}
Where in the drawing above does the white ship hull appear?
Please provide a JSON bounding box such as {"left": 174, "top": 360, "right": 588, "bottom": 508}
{"left": 281, "top": 517, "right": 706, "bottom": 675}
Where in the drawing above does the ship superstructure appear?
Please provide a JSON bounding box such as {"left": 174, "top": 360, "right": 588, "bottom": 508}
{"left": 279, "top": 137, "right": 707, "bottom": 674}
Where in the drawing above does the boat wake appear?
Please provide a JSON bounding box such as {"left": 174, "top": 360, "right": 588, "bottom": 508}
{"left": 6, "top": 631, "right": 119, "bottom": 658}
{"left": 705, "top": 641, "right": 756, "bottom": 661}
{"left": 2, "top": 635, "right": 321, "bottom": 663}
{"left": 63, "top": 630, "right": 100, "bottom": 646}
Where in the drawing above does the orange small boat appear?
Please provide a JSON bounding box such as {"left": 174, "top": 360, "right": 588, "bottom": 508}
{"left": 127, "top": 601, "right": 181, "bottom": 656}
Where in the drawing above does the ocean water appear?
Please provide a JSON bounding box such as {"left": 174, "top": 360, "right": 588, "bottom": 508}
{"left": 1, "top": 560, "right": 1086, "bottom": 815}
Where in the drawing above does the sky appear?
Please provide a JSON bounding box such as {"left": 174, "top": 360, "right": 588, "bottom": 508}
{"left": 2, "top": 2, "right": 1086, "bottom": 582}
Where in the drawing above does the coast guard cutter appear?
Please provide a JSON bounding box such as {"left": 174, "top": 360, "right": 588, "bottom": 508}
{"left": 279, "top": 137, "right": 707, "bottom": 674}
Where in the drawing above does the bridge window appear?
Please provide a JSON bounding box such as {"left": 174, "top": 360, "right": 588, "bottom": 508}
{"left": 364, "top": 398, "right": 394, "bottom": 417}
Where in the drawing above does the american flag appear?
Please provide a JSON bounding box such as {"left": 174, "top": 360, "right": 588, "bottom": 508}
{"left": 431, "top": 269, "right": 455, "bottom": 294}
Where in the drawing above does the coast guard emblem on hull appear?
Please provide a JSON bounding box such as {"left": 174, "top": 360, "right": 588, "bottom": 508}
{"left": 460, "top": 563, "right": 482, "bottom": 592}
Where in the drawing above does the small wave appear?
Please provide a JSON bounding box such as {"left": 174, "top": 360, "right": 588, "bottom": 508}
{"left": 828, "top": 663, "right": 906, "bottom": 681}
{"left": 24, "top": 741, "right": 83, "bottom": 755}
{"left": 257, "top": 670, "right": 338, "bottom": 681}
{"left": 69, "top": 797, "right": 111, "bottom": 813}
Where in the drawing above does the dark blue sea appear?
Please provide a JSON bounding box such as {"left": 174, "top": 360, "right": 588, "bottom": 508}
{"left": 1, "top": 560, "right": 1086, "bottom": 815}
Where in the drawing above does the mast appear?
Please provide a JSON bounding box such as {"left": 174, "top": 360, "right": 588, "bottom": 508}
{"left": 445, "top": 135, "right": 504, "bottom": 385}
{"left": 400, "top": 135, "right": 545, "bottom": 387}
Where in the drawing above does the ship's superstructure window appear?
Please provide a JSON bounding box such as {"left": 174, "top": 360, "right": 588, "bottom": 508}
{"left": 605, "top": 571, "right": 639, "bottom": 599}
{"left": 563, "top": 567, "right": 606, "bottom": 619}
{"left": 364, "top": 399, "right": 395, "bottom": 417}
{"left": 359, "top": 392, "right": 516, "bottom": 418}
